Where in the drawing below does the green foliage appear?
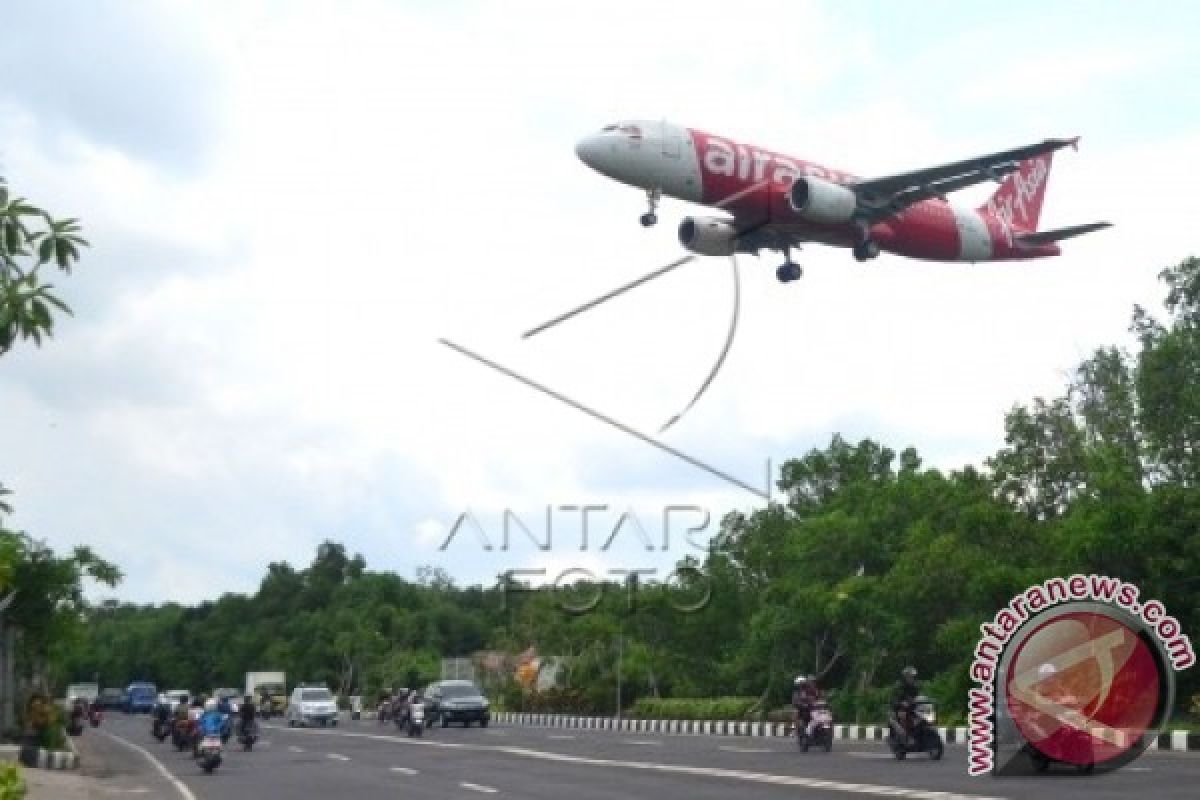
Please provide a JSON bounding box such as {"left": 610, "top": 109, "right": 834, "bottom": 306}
{"left": 0, "top": 176, "right": 87, "bottom": 356}
{"left": 628, "top": 697, "right": 757, "bottom": 720}
{"left": 43, "top": 257, "right": 1200, "bottom": 724}
{"left": 0, "top": 763, "right": 25, "bottom": 800}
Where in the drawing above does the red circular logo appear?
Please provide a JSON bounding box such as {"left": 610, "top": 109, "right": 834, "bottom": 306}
{"left": 1005, "top": 610, "right": 1161, "bottom": 766}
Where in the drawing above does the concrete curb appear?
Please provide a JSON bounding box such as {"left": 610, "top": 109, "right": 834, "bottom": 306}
{"left": 0, "top": 741, "right": 79, "bottom": 770}
{"left": 488, "top": 712, "right": 1200, "bottom": 752}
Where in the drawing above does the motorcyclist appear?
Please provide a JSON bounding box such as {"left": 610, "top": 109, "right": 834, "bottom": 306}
{"left": 791, "top": 675, "right": 819, "bottom": 736}
{"left": 394, "top": 687, "right": 412, "bottom": 726}
{"left": 152, "top": 696, "right": 172, "bottom": 733}
{"left": 198, "top": 698, "right": 225, "bottom": 740}
{"left": 238, "top": 694, "right": 257, "bottom": 735}
{"left": 889, "top": 666, "right": 921, "bottom": 746}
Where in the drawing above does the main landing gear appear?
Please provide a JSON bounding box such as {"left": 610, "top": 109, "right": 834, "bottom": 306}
{"left": 640, "top": 188, "right": 661, "bottom": 227}
{"left": 852, "top": 216, "right": 880, "bottom": 262}
{"left": 776, "top": 248, "right": 803, "bottom": 283}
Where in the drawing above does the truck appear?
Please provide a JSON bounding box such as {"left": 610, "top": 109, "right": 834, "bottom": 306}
{"left": 245, "top": 672, "right": 286, "bottom": 718}
{"left": 63, "top": 682, "right": 99, "bottom": 710}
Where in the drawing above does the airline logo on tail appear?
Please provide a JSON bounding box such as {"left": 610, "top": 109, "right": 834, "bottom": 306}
{"left": 987, "top": 155, "right": 1053, "bottom": 244}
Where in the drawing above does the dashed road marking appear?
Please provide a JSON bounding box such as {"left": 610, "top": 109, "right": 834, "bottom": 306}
{"left": 265, "top": 725, "right": 1005, "bottom": 800}
{"left": 623, "top": 739, "right": 662, "bottom": 746}
{"left": 390, "top": 766, "right": 419, "bottom": 775}
{"left": 461, "top": 782, "right": 498, "bottom": 793}
{"left": 327, "top": 753, "right": 351, "bottom": 761}
{"left": 845, "top": 752, "right": 895, "bottom": 758}
{"left": 548, "top": 734, "right": 577, "bottom": 740}
{"left": 718, "top": 746, "right": 772, "bottom": 753}
{"left": 288, "top": 745, "right": 305, "bottom": 753}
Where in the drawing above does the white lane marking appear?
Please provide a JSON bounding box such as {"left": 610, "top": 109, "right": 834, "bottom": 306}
{"left": 288, "top": 745, "right": 305, "bottom": 752}
{"left": 718, "top": 746, "right": 772, "bottom": 753}
{"left": 845, "top": 752, "right": 895, "bottom": 759}
{"left": 623, "top": 739, "right": 661, "bottom": 746}
{"left": 327, "top": 753, "right": 351, "bottom": 761}
{"left": 390, "top": 766, "right": 419, "bottom": 775}
{"left": 461, "top": 782, "right": 498, "bottom": 793}
{"left": 548, "top": 734, "right": 577, "bottom": 740}
{"left": 264, "top": 725, "right": 1003, "bottom": 800}
{"left": 97, "top": 730, "right": 197, "bottom": 800}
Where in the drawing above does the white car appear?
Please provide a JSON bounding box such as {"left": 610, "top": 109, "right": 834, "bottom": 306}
{"left": 286, "top": 686, "right": 338, "bottom": 728}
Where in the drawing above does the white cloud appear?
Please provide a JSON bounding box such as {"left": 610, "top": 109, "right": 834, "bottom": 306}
{"left": 1, "top": 1, "right": 1197, "bottom": 602}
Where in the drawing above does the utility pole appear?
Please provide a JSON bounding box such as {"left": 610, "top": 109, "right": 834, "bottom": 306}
{"left": 615, "top": 631, "right": 622, "bottom": 722}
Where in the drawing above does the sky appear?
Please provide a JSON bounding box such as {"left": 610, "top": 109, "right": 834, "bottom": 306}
{"left": 1, "top": 0, "right": 1198, "bottom": 604}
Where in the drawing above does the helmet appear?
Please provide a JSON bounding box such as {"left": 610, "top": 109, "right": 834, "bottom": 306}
{"left": 204, "top": 698, "right": 218, "bottom": 711}
{"left": 902, "top": 666, "right": 917, "bottom": 680}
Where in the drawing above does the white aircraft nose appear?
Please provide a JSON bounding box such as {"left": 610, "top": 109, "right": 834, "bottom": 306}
{"left": 575, "top": 134, "right": 608, "bottom": 170}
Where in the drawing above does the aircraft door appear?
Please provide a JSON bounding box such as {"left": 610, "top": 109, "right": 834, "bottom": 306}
{"left": 661, "top": 121, "right": 681, "bottom": 159}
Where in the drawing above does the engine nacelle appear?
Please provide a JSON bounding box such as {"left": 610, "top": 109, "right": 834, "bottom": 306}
{"left": 788, "top": 176, "right": 859, "bottom": 224}
{"left": 678, "top": 216, "right": 738, "bottom": 256}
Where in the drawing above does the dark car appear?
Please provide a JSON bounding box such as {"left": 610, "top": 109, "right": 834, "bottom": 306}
{"left": 96, "top": 688, "right": 125, "bottom": 710}
{"left": 423, "top": 680, "right": 490, "bottom": 728}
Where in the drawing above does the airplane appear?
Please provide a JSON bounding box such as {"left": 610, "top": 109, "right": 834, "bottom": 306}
{"left": 573, "top": 120, "right": 1111, "bottom": 283}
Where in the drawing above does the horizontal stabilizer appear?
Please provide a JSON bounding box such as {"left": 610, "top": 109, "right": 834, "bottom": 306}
{"left": 1016, "top": 221, "right": 1112, "bottom": 246}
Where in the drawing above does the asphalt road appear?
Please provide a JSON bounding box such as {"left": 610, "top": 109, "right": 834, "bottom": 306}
{"left": 69, "top": 713, "right": 1199, "bottom": 800}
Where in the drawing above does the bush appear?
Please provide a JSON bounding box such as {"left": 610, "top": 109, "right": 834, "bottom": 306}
{"left": 0, "top": 763, "right": 25, "bottom": 800}
{"left": 628, "top": 697, "right": 758, "bottom": 720}
{"left": 521, "top": 688, "right": 598, "bottom": 715}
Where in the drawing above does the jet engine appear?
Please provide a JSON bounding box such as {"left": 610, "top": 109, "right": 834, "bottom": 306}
{"left": 788, "top": 176, "right": 859, "bottom": 224}
{"left": 678, "top": 216, "right": 738, "bottom": 256}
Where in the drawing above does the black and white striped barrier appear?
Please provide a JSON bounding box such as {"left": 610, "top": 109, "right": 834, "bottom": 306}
{"left": 0, "top": 742, "right": 79, "bottom": 769}
{"left": 489, "top": 712, "right": 1200, "bottom": 752}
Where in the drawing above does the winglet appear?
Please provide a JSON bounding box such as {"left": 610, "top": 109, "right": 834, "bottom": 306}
{"left": 1069, "top": 136, "right": 1080, "bottom": 152}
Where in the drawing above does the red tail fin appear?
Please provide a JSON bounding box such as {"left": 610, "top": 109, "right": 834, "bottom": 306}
{"left": 980, "top": 152, "right": 1055, "bottom": 233}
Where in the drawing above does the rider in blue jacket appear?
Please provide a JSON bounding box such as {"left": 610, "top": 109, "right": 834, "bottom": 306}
{"left": 198, "top": 698, "right": 225, "bottom": 738}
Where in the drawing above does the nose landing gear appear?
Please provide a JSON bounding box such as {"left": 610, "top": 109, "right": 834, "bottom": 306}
{"left": 640, "top": 188, "right": 661, "bottom": 227}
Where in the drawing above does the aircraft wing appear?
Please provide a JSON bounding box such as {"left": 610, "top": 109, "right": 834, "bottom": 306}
{"left": 850, "top": 138, "right": 1080, "bottom": 218}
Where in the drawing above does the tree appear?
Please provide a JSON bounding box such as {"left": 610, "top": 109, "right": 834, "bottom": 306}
{"left": 0, "top": 177, "right": 88, "bottom": 356}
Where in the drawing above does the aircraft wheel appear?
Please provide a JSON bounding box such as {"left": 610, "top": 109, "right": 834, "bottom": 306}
{"left": 776, "top": 263, "right": 802, "bottom": 282}
{"left": 640, "top": 213, "right": 657, "bottom": 227}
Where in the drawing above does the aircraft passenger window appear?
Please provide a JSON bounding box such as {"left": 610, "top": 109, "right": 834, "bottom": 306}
{"left": 602, "top": 125, "right": 618, "bottom": 132}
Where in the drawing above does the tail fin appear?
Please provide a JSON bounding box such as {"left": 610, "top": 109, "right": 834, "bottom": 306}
{"left": 979, "top": 150, "right": 1058, "bottom": 233}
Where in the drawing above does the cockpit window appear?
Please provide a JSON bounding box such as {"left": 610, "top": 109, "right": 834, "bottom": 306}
{"left": 601, "top": 123, "right": 642, "bottom": 139}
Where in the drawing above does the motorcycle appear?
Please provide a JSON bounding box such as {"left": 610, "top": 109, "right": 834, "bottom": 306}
{"left": 196, "top": 735, "right": 223, "bottom": 774}
{"left": 152, "top": 716, "right": 171, "bottom": 742}
{"left": 396, "top": 698, "right": 426, "bottom": 738}
{"left": 797, "top": 701, "right": 833, "bottom": 752}
{"left": 237, "top": 719, "right": 259, "bottom": 752}
{"left": 66, "top": 706, "right": 85, "bottom": 737}
{"left": 886, "top": 696, "right": 944, "bottom": 761}
{"left": 172, "top": 716, "right": 194, "bottom": 752}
